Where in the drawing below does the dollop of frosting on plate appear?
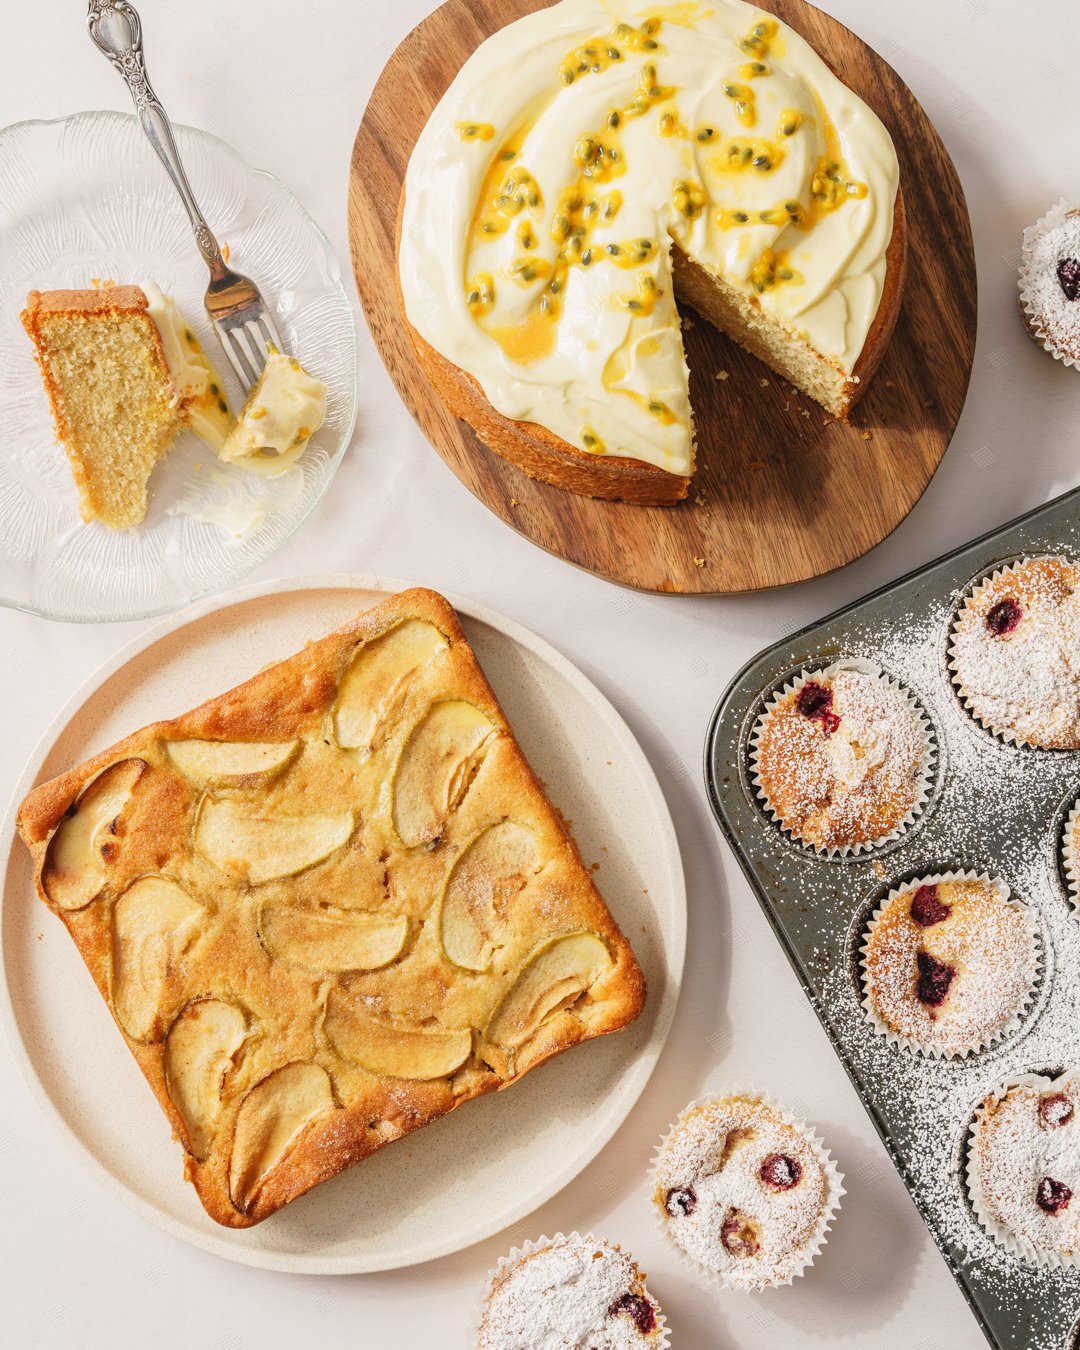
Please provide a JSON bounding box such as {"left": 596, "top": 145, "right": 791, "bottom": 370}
{"left": 219, "top": 350, "right": 328, "bottom": 475}
{"left": 400, "top": 0, "right": 899, "bottom": 474}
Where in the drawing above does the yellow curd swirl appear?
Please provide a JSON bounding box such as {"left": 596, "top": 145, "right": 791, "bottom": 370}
{"left": 400, "top": 0, "right": 899, "bottom": 475}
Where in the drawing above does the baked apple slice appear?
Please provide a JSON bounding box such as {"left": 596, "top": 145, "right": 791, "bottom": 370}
{"left": 229, "top": 1063, "right": 335, "bottom": 1211}
{"left": 194, "top": 796, "right": 354, "bottom": 884}
{"left": 41, "top": 758, "right": 146, "bottom": 911}
{"left": 391, "top": 701, "right": 497, "bottom": 847}
{"left": 439, "top": 821, "right": 539, "bottom": 971}
{"left": 333, "top": 619, "right": 448, "bottom": 753}
{"left": 324, "top": 989, "right": 471, "bottom": 1080}
{"left": 164, "top": 738, "right": 299, "bottom": 787}
{"left": 486, "top": 932, "right": 613, "bottom": 1050}
{"left": 111, "top": 876, "right": 204, "bottom": 1041}
{"left": 259, "top": 904, "right": 408, "bottom": 973}
{"left": 165, "top": 998, "right": 247, "bottom": 1160}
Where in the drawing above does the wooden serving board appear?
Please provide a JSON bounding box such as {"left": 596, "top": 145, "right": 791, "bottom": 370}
{"left": 349, "top": 0, "right": 977, "bottom": 594}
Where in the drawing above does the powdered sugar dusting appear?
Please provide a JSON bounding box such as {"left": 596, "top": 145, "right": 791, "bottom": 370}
{"left": 861, "top": 875, "right": 1038, "bottom": 1057}
{"left": 653, "top": 1096, "right": 832, "bottom": 1289}
{"left": 478, "top": 1236, "right": 662, "bottom": 1349}
{"left": 950, "top": 557, "right": 1080, "bottom": 748}
{"left": 752, "top": 663, "right": 932, "bottom": 852}
{"left": 1020, "top": 204, "right": 1080, "bottom": 363}
{"left": 705, "top": 489, "right": 1080, "bottom": 1343}
{"left": 970, "top": 1073, "right": 1080, "bottom": 1262}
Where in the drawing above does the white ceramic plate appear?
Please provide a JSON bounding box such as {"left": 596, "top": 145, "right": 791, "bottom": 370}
{"left": 0, "top": 576, "right": 685, "bottom": 1273}
{"left": 0, "top": 112, "right": 358, "bottom": 623}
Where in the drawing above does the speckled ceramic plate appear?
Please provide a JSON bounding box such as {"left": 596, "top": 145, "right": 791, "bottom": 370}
{"left": 0, "top": 576, "right": 684, "bottom": 1273}
{"left": 0, "top": 112, "right": 358, "bottom": 623}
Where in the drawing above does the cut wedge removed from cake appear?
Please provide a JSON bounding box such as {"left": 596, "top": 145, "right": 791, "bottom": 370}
{"left": 398, "top": 0, "right": 906, "bottom": 504}
{"left": 21, "top": 284, "right": 232, "bottom": 528}
{"left": 15, "top": 587, "right": 646, "bottom": 1228}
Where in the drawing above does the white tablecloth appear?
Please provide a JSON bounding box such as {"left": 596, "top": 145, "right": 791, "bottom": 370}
{"left": 2, "top": 2, "right": 1074, "bottom": 1345}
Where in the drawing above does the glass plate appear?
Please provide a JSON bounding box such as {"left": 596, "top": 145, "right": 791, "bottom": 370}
{"left": 0, "top": 111, "right": 358, "bottom": 623}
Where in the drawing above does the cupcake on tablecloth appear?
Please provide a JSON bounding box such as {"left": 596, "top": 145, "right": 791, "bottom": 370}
{"left": 949, "top": 556, "right": 1080, "bottom": 749}
{"left": 967, "top": 1070, "right": 1080, "bottom": 1268}
{"left": 750, "top": 659, "right": 935, "bottom": 855}
{"left": 651, "top": 1093, "right": 843, "bottom": 1291}
{"left": 477, "top": 1233, "right": 667, "bottom": 1348}
{"left": 1019, "top": 200, "right": 1080, "bottom": 366}
{"left": 860, "top": 871, "right": 1039, "bottom": 1059}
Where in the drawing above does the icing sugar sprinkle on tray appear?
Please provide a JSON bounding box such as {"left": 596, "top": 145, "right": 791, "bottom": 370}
{"left": 706, "top": 493, "right": 1080, "bottom": 1349}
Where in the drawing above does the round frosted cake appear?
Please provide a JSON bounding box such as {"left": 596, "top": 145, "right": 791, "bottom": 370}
{"left": 968, "top": 1072, "right": 1080, "bottom": 1265}
{"left": 478, "top": 1234, "right": 665, "bottom": 1348}
{"left": 398, "top": 0, "right": 904, "bottom": 503}
{"left": 861, "top": 875, "right": 1037, "bottom": 1058}
{"left": 949, "top": 556, "right": 1080, "bottom": 749}
{"left": 653, "top": 1094, "right": 840, "bottom": 1289}
{"left": 751, "top": 662, "right": 931, "bottom": 853}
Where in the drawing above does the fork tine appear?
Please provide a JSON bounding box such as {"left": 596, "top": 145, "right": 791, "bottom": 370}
{"left": 243, "top": 319, "right": 272, "bottom": 374}
{"left": 254, "top": 313, "right": 282, "bottom": 354}
{"left": 225, "top": 326, "right": 260, "bottom": 388}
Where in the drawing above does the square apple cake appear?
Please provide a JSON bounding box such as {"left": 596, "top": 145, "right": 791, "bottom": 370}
{"left": 16, "top": 589, "right": 646, "bottom": 1228}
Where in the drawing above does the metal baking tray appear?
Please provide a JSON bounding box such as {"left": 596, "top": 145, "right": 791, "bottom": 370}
{"left": 704, "top": 486, "right": 1080, "bottom": 1350}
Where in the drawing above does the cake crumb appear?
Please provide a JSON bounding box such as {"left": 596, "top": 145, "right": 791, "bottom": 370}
{"left": 716, "top": 369, "right": 730, "bottom": 380}
{"left": 693, "top": 556, "right": 706, "bottom": 567}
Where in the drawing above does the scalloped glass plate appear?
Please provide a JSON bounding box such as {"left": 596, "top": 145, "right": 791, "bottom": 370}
{"left": 0, "top": 111, "right": 358, "bottom": 623}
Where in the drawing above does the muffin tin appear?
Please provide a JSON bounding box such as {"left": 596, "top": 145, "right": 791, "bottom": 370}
{"left": 704, "top": 486, "right": 1080, "bottom": 1349}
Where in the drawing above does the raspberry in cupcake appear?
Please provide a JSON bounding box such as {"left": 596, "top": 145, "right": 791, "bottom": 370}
{"left": 949, "top": 556, "right": 1080, "bottom": 749}
{"left": 861, "top": 873, "right": 1037, "bottom": 1058}
{"left": 652, "top": 1094, "right": 842, "bottom": 1290}
{"left": 968, "top": 1071, "right": 1080, "bottom": 1266}
{"left": 751, "top": 661, "right": 933, "bottom": 854}
{"left": 478, "top": 1234, "right": 665, "bottom": 1348}
{"left": 1019, "top": 201, "right": 1080, "bottom": 366}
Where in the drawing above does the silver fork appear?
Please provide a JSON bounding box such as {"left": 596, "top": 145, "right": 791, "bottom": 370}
{"left": 87, "top": 0, "right": 282, "bottom": 389}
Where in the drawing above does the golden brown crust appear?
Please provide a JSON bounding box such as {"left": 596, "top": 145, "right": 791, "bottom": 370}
{"left": 21, "top": 285, "right": 150, "bottom": 321}
{"left": 17, "top": 588, "right": 646, "bottom": 1228}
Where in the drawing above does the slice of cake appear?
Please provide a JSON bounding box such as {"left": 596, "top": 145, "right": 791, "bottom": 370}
{"left": 15, "top": 588, "right": 646, "bottom": 1227}
{"left": 21, "top": 284, "right": 232, "bottom": 528}
{"left": 398, "top": 0, "right": 906, "bottom": 504}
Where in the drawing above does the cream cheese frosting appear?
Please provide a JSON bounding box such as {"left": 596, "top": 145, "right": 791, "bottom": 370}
{"left": 219, "top": 350, "right": 328, "bottom": 475}
{"left": 400, "top": 0, "right": 899, "bottom": 474}
{"left": 142, "top": 282, "right": 233, "bottom": 453}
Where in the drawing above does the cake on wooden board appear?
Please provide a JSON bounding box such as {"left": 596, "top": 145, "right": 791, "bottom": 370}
{"left": 16, "top": 588, "right": 646, "bottom": 1228}
{"left": 397, "top": 0, "right": 906, "bottom": 504}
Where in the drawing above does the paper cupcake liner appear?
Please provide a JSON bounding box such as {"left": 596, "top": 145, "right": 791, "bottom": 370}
{"left": 1018, "top": 198, "right": 1080, "bottom": 368}
{"left": 749, "top": 658, "right": 937, "bottom": 858}
{"left": 474, "top": 1231, "right": 670, "bottom": 1348}
{"left": 965, "top": 1068, "right": 1080, "bottom": 1270}
{"left": 1062, "top": 801, "right": 1080, "bottom": 912}
{"left": 859, "top": 869, "right": 1042, "bottom": 1060}
{"left": 947, "top": 556, "right": 1078, "bottom": 748}
{"left": 649, "top": 1088, "right": 844, "bottom": 1293}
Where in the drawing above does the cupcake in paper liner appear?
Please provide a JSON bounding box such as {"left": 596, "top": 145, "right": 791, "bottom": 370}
{"left": 966, "top": 1069, "right": 1080, "bottom": 1270}
{"left": 650, "top": 1091, "right": 844, "bottom": 1292}
{"left": 1063, "top": 801, "right": 1080, "bottom": 911}
{"left": 860, "top": 870, "right": 1040, "bottom": 1060}
{"left": 475, "top": 1231, "right": 669, "bottom": 1349}
{"left": 749, "top": 658, "right": 936, "bottom": 857}
{"left": 1018, "top": 199, "right": 1080, "bottom": 368}
{"left": 948, "top": 556, "right": 1080, "bottom": 750}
